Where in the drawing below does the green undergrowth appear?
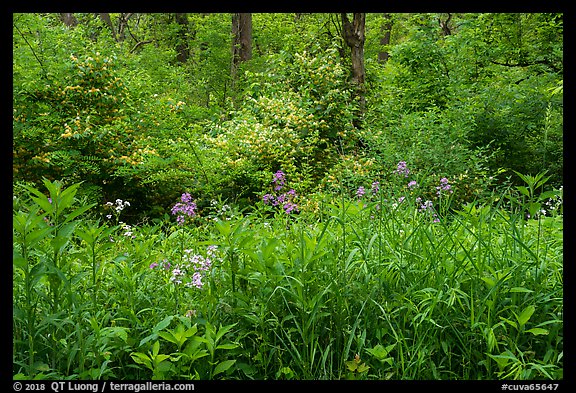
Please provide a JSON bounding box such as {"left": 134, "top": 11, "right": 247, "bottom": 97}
{"left": 12, "top": 173, "right": 563, "bottom": 380}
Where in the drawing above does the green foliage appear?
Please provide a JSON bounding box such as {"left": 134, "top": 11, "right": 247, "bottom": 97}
{"left": 13, "top": 13, "right": 563, "bottom": 380}
{"left": 13, "top": 163, "right": 563, "bottom": 380}
{"left": 13, "top": 12, "right": 563, "bottom": 220}
{"left": 178, "top": 44, "right": 359, "bottom": 204}
{"left": 13, "top": 49, "right": 140, "bottom": 201}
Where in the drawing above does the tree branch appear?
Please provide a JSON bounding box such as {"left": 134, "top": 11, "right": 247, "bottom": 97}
{"left": 130, "top": 40, "right": 154, "bottom": 54}
{"left": 490, "top": 59, "right": 561, "bottom": 73}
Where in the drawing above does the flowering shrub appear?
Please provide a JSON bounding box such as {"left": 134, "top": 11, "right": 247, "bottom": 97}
{"left": 13, "top": 52, "right": 139, "bottom": 187}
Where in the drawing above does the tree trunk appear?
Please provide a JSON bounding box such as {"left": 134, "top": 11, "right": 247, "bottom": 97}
{"left": 117, "top": 13, "right": 134, "bottom": 42}
{"left": 378, "top": 13, "right": 393, "bottom": 64}
{"left": 97, "top": 13, "right": 118, "bottom": 41}
{"left": 175, "top": 13, "right": 190, "bottom": 63}
{"left": 231, "top": 13, "right": 252, "bottom": 77}
{"left": 59, "top": 13, "right": 78, "bottom": 28}
{"left": 439, "top": 13, "right": 453, "bottom": 37}
{"left": 230, "top": 13, "right": 252, "bottom": 105}
{"left": 341, "top": 13, "right": 366, "bottom": 123}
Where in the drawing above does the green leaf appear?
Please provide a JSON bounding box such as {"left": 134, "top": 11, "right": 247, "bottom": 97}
{"left": 365, "top": 343, "right": 396, "bottom": 361}
{"left": 29, "top": 195, "right": 54, "bottom": 214}
{"left": 153, "top": 354, "right": 171, "bottom": 365}
{"left": 509, "top": 287, "right": 533, "bottom": 293}
{"left": 485, "top": 327, "right": 497, "bottom": 353}
{"left": 155, "top": 316, "right": 175, "bottom": 332}
{"left": 481, "top": 276, "right": 496, "bottom": 288}
{"left": 487, "top": 353, "right": 510, "bottom": 371}
{"left": 516, "top": 305, "right": 535, "bottom": 327}
{"left": 56, "top": 182, "right": 82, "bottom": 211}
{"left": 151, "top": 341, "right": 160, "bottom": 357}
{"left": 499, "top": 316, "right": 518, "bottom": 330}
{"left": 534, "top": 173, "right": 552, "bottom": 189}
{"left": 27, "top": 226, "right": 54, "bottom": 248}
{"left": 538, "top": 190, "right": 559, "bottom": 202}
{"left": 101, "top": 326, "right": 129, "bottom": 342}
{"left": 158, "top": 331, "right": 179, "bottom": 346}
{"left": 516, "top": 186, "right": 530, "bottom": 197}
{"left": 212, "top": 359, "right": 236, "bottom": 377}
{"left": 345, "top": 360, "right": 357, "bottom": 372}
{"left": 527, "top": 202, "right": 541, "bottom": 217}
{"left": 13, "top": 254, "right": 27, "bottom": 270}
{"left": 526, "top": 327, "right": 549, "bottom": 336}
{"left": 131, "top": 352, "right": 152, "bottom": 370}
{"left": 63, "top": 203, "right": 96, "bottom": 224}
{"left": 215, "top": 343, "right": 239, "bottom": 350}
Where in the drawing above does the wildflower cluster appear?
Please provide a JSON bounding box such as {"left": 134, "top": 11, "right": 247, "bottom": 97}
{"left": 262, "top": 170, "right": 299, "bottom": 214}
{"left": 356, "top": 181, "right": 380, "bottom": 201}
{"left": 104, "top": 198, "right": 130, "bottom": 222}
{"left": 436, "top": 177, "right": 453, "bottom": 196}
{"left": 417, "top": 197, "right": 440, "bottom": 223}
{"left": 355, "top": 161, "right": 452, "bottom": 224}
{"left": 150, "top": 246, "right": 220, "bottom": 289}
{"left": 149, "top": 259, "right": 171, "bottom": 271}
{"left": 539, "top": 186, "right": 563, "bottom": 218}
{"left": 120, "top": 223, "right": 137, "bottom": 239}
{"left": 394, "top": 161, "right": 410, "bottom": 177}
{"left": 208, "top": 199, "right": 234, "bottom": 221}
{"left": 171, "top": 193, "right": 197, "bottom": 225}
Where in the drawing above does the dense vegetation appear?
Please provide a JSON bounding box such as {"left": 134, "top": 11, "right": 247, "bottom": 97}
{"left": 13, "top": 13, "right": 562, "bottom": 381}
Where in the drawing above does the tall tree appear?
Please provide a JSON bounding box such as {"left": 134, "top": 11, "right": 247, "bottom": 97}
{"left": 231, "top": 13, "right": 252, "bottom": 79}
{"left": 230, "top": 13, "right": 252, "bottom": 106}
{"left": 175, "top": 13, "right": 191, "bottom": 63}
{"left": 116, "top": 13, "right": 134, "bottom": 42}
{"left": 341, "top": 12, "right": 366, "bottom": 122}
{"left": 378, "top": 13, "right": 393, "bottom": 63}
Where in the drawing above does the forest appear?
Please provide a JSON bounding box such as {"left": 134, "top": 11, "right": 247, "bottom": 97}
{"left": 12, "top": 13, "right": 563, "bottom": 381}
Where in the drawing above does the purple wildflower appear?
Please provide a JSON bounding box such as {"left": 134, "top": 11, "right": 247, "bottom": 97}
{"left": 170, "top": 266, "right": 184, "bottom": 284}
{"left": 436, "top": 177, "right": 453, "bottom": 196}
{"left": 276, "top": 193, "right": 286, "bottom": 205}
{"left": 191, "top": 272, "right": 203, "bottom": 289}
{"left": 408, "top": 180, "right": 418, "bottom": 189}
{"left": 283, "top": 201, "right": 298, "bottom": 214}
{"left": 356, "top": 186, "right": 366, "bottom": 199}
{"left": 273, "top": 170, "right": 286, "bottom": 191}
{"left": 371, "top": 181, "right": 380, "bottom": 195}
{"left": 394, "top": 161, "right": 410, "bottom": 177}
{"left": 263, "top": 194, "right": 275, "bottom": 205}
{"left": 171, "top": 192, "right": 197, "bottom": 225}
{"left": 419, "top": 200, "right": 434, "bottom": 212}
{"left": 263, "top": 171, "right": 298, "bottom": 214}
